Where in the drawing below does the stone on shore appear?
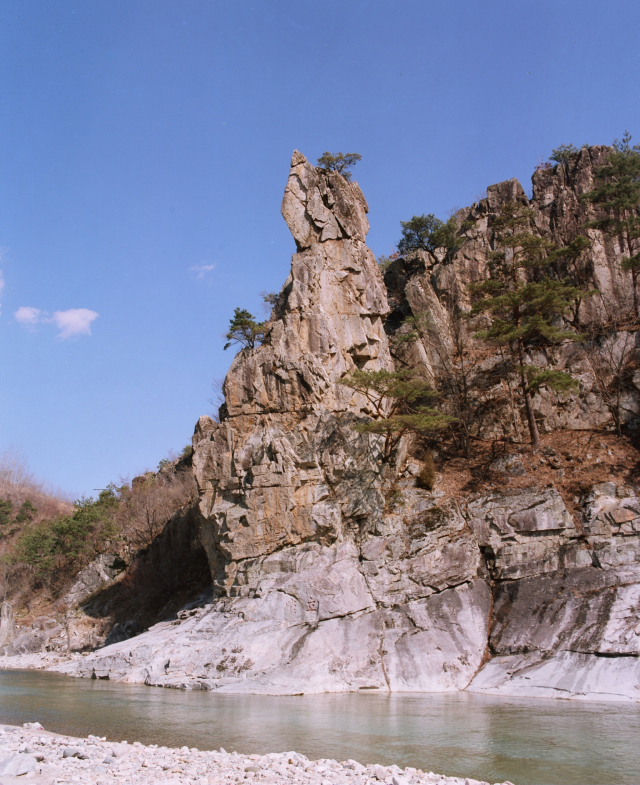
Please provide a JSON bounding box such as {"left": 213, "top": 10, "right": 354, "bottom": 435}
{"left": 0, "top": 722, "right": 506, "bottom": 785}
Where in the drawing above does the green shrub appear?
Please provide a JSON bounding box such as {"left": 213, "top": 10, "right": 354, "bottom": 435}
{"left": 14, "top": 500, "right": 36, "bottom": 523}
{"left": 9, "top": 488, "right": 120, "bottom": 585}
{"left": 0, "top": 498, "right": 37, "bottom": 538}
{"left": 397, "top": 214, "right": 462, "bottom": 259}
{"left": 0, "top": 499, "right": 12, "bottom": 526}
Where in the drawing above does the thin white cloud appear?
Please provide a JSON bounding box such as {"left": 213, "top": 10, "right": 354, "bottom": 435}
{"left": 14, "top": 306, "right": 42, "bottom": 326}
{"left": 190, "top": 263, "right": 216, "bottom": 279}
{"left": 0, "top": 270, "right": 4, "bottom": 315}
{"left": 51, "top": 308, "right": 98, "bottom": 339}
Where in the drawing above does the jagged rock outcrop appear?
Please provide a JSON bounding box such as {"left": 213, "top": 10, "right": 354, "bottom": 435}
{"left": 193, "top": 150, "right": 394, "bottom": 595}
{"left": 53, "top": 149, "right": 640, "bottom": 701}
{"left": 57, "top": 152, "right": 491, "bottom": 693}
{"left": 56, "top": 478, "right": 640, "bottom": 700}
{"left": 385, "top": 146, "right": 640, "bottom": 436}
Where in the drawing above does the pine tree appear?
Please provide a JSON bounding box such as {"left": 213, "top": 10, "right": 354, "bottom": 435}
{"left": 470, "top": 202, "right": 583, "bottom": 451}
{"left": 0, "top": 500, "right": 12, "bottom": 527}
{"left": 316, "top": 152, "right": 362, "bottom": 182}
{"left": 223, "top": 308, "right": 265, "bottom": 351}
{"left": 549, "top": 143, "right": 579, "bottom": 168}
{"left": 583, "top": 132, "right": 640, "bottom": 319}
{"left": 393, "top": 308, "right": 479, "bottom": 459}
{"left": 397, "top": 214, "right": 462, "bottom": 260}
{"left": 337, "top": 369, "right": 454, "bottom": 459}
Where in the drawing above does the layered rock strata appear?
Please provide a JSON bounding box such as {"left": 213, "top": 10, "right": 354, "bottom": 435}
{"left": 195, "top": 151, "right": 394, "bottom": 596}
{"left": 468, "top": 482, "right": 640, "bottom": 701}
{"left": 49, "top": 149, "right": 640, "bottom": 701}
{"left": 56, "top": 153, "right": 492, "bottom": 694}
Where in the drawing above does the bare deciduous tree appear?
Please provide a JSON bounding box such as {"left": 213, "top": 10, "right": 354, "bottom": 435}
{"left": 117, "top": 468, "right": 197, "bottom": 549}
{"left": 393, "top": 306, "right": 483, "bottom": 459}
{"left": 584, "top": 317, "right": 638, "bottom": 435}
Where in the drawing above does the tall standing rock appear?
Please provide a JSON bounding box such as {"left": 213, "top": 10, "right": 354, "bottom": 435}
{"left": 0, "top": 602, "right": 15, "bottom": 651}
{"left": 54, "top": 148, "right": 640, "bottom": 701}
{"left": 193, "top": 151, "right": 395, "bottom": 595}
{"left": 64, "top": 152, "right": 489, "bottom": 693}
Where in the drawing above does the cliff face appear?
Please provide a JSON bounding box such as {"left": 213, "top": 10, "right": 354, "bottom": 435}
{"left": 385, "top": 146, "right": 640, "bottom": 437}
{"left": 193, "top": 150, "right": 393, "bottom": 595}
{"left": 57, "top": 150, "right": 640, "bottom": 701}
{"left": 396, "top": 146, "right": 635, "bottom": 325}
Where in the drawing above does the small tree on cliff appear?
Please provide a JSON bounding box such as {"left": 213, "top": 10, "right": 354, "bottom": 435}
{"left": 550, "top": 143, "right": 579, "bottom": 165}
{"left": 337, "top": 369, "right": 455, "bottom": 460}
{"left": 549, "top": 143, "right": 589, "bottom": 171}
{"left": 470, "top": 201, "right": 584, "bottom": 452}
{"left": 397, "top": 214, "right": 462, "bottom": 261}
{"left": 223, "top": 308, "right": 265, "bottom": 351}
{"left": 583, "top": 131, "right": 640, "bottom": 319}
{"left": 393, "top": 308, "right": 480, "bottom": 460}
{"left": 316, "top": 152, "right": 362, "bottom": 182}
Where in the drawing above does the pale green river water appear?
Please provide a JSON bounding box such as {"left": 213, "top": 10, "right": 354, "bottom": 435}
{"left": 0, "top": 670, "right": 639, "bottom": 784}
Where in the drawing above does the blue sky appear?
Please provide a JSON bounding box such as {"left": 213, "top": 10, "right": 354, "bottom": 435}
{"left": 1, "top": 0, "right": 639, "bottom": 497}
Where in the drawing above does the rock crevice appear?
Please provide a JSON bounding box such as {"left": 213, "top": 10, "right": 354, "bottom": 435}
{"left": 49, "top": 149, "right": 640, "bottom": 701}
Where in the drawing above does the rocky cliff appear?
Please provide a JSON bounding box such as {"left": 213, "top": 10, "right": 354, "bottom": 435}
{"left": 385, "top": 146, "right": 640, "bottom": 437}
{"left": 50, "top": 149, "right": 640, "bottom": 701}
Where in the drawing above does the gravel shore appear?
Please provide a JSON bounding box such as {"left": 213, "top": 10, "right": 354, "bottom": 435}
{"left": 0, "top": 723, "right": 514, "bottom": 785}
{"left": 0, "top": 653, "right": 69, "bottom": 673}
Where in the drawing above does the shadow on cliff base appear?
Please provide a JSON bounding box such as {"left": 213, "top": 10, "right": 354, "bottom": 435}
{"left": 81, "top": 503, "right": 212, "bottom": 646}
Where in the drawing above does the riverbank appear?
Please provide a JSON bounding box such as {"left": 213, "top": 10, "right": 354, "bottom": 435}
{"left": 0, "top": 652, "right": 70, "bottom": 673}
{"left": 0, "top": 722, "right": 510, "bottom": 785}
{"left": 0, "top": 652, "right": 74, "bottom": 674}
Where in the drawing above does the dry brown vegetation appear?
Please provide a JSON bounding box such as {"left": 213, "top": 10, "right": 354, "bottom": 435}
{"left": 0, "top": 449, "right": 198, "bottom": 619}
{"left": 0, "top": 449, "right": 73, "bottom": 530}
{"left": 117, "top": 466, "right": 197, "bottom": 549}
{"left": 430, "top": 428, "right": 639, "bottom": 515}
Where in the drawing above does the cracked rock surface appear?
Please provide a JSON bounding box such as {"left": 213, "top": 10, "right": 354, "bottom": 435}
{"left": 33, "top": 151, "right": 640, "bottom": 702}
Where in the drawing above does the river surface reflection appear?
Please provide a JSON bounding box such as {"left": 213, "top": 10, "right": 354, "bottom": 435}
{"left": 0, "top": 670, "right": 639, "bottom": 784}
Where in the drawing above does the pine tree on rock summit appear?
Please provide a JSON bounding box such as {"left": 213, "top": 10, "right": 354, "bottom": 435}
{"left": 316, "top": 152, "right": 362, "bottom": 182}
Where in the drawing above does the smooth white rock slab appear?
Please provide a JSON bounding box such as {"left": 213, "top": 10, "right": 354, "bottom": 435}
{"left": 468, "top": 650, "right": 640, "bottom": 702}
